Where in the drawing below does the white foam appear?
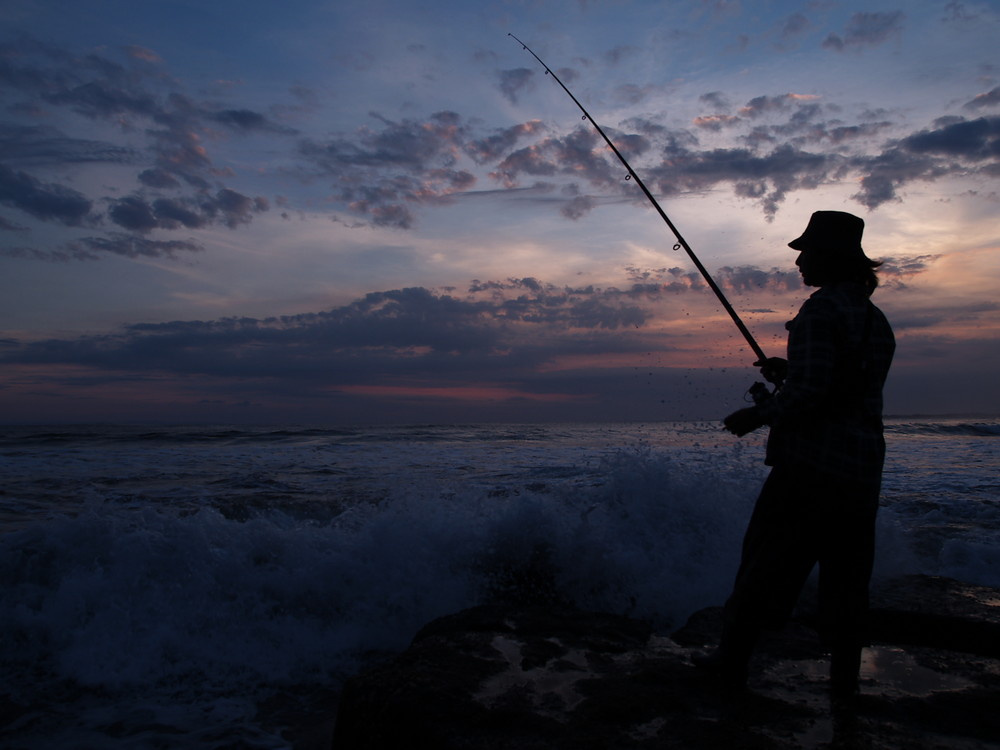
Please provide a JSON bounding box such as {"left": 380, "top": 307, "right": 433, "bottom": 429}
{"left": 2, "top": 419, "right": 998, "bottom": 745}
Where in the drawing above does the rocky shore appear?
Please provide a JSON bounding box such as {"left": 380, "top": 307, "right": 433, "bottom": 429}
{"left": 330, "top": 575, "right": 1000, "bottom": 749}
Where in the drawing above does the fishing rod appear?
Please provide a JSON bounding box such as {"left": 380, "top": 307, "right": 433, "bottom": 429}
{"left": 508, "top": 33, "right": 769, "bottom": 369}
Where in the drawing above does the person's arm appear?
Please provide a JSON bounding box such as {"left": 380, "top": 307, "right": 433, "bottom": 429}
{"left": 758, "top": 295, "right": 838, "bottom": 426}
{"left": 724, "top": 295, "right": 839, "bottom": 436}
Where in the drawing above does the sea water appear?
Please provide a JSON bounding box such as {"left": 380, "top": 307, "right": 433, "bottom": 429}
{"left": 1, "top": 418, "right": 998, "bottom": 748}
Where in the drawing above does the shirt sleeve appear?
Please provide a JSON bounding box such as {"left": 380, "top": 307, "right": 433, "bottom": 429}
{"left": 755, "top": 294, "right": 839, "bottom": 426}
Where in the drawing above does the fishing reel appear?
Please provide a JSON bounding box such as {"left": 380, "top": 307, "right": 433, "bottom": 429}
{"left": 747, "top": 381, "right": 775, "bottom": 405}
{"left": 746, "top": 357, "right": 786, "bottom": 404}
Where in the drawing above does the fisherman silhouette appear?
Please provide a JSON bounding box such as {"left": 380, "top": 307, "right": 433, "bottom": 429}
{"left": 698, "top": 210, "right": 895, "bottom": 706}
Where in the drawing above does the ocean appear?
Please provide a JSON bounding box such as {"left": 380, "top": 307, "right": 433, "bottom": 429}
{"left": 1, "top": 418, "right": 998, "bottom": 748}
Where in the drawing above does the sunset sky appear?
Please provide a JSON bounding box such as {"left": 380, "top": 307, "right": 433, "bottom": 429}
{"left": 2, "top": 0, "right": 998, "bottom": 424}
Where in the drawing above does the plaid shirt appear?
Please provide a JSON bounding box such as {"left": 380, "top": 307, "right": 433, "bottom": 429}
{"left": 756, "top": 281, "right": 895, "bottom": 485}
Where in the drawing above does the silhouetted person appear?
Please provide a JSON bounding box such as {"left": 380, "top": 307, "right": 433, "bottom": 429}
{"left": 700, "top": 210, "right": 895, "bottom": 705}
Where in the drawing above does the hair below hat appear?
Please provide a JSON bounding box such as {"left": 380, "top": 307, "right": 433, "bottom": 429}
{"left": 788, "top": 211, "right": 865, "bottom": 253}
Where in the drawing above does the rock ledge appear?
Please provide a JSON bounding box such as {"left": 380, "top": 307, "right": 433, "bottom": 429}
{"left": 332, "top": 575, "right": 1000, "bottom": 749}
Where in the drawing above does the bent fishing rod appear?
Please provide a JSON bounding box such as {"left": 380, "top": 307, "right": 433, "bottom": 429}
{"left": 508, "top": 33, "right": 769, "bottom": 369}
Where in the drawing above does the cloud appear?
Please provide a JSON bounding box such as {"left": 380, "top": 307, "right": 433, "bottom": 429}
{"left": 150, "top": 196, "right": 205, "bottom": 228}
{"left": 295, "top": 88, "right": 997, "bottom": 226}
{"left": 0, "top": 215, "right": 28, "bottom": 231}
{"left": 717, "top": 265, "right": 803, "bottom": 293}
{"left": 604, "top": 45, "right": 638, "bottom": 66}
{"left": 851, "top": 116, "right": 1000, "bottom": 207}
{"left": 297, "top": 87, "right": 999, "bottom": 227}
{"left": 811, "top": 122, "right": 895, "bottom": 145}
{"left": 781, "top": 13, "right": 810, "bottom": 38}
{"left": 0, "top": 123, "right": 135, "bottom": 167}
{"left": 0, "top": 274, "right": 723, "bottom": 376}
{"left": 300, "top": 110, "right": 466, "bottom": 171}
{"left": 0, "top": 279, "right": 661, "bottom": 386}
{"left": 739, "top": 93, "right": 820, "bottom": 119}
{"left": 699, "top": 92, "right": 732, "bottom": 110}
{"left": 490, "top": 124, "right": 647, "bottom": 197}
{"left": 497, "top": 67, "right": 535, "bottom": 104}
{"left": 7, "top": 44, "right": 288, "bottom": 142}
{"left": 466, "top": 121, "right": 547, "bottom": 164}
{"left": 42, "top": 77, "right": 160, "bottom": 120}
{"left": 0, "top": 36, "right": 288, "bottom": 255}
{"left": 69, "top": 234, "right": 204, "bottom": 259}
{"left": 941, "top": 1, "right": 979, "bottom": 23}
{"left": 0, "top": 260, "right": 945, "bottom": 420}
{"left": 823, "top": 11, "right": 906, "bottom": 51}
{"left": 885, "top": 299, "right": 999, "bottom": 332}
{"left": 107, "top": 188, "right": 269, "bottom": 232}
{"left": 612, "top": 83, "right": 657, "bottom": 107}
{"left": 625, "top": 264, "right": 804, "bottom": 294}
{"left": 964, "top": 86, "right": 1000, "bottom": 110}
{"left": 693, "top": 114, "right": 741, "bottom": 131}
{"left": 561, "top": 194, "right": 596, "bottom": 220}
{"left": 648, "top": 142, "right": 837, "bottom": 218}
{"left": 0, "top": 163, "right": 93, "bottom": 225}
{"left": 108, "top": 195, "right": 158, "bottom": 232}
{"left": 206, "top": 189, "right": 270, "bottom": 227}
{"left": 0, "top": 234, "right": 203, "bottom": 261}
{"left": 3, "top": 31, "right": 995, "bottom": 253}
{"left": 210, "top": 109, "right": 297, "bottom": 134}
{"left": 875, "top": 255, "right": 941, "bottom": 288}
{"left": 124, "top": 45, "right": 163, "bottom": 64}
{"left": 298, "top": 111, "right": 477, "bottom": 228}
{"left": 900, "top": 116, "right": 1000, "bottom": 160}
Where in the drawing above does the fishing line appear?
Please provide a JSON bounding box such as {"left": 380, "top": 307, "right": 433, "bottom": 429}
{"left": 508, "top": 32, "right": 768, "bottom": 366}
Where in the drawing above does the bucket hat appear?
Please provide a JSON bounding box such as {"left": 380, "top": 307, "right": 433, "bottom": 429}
{"left": 788, "top": 211, "right": 865, "bottom": 254}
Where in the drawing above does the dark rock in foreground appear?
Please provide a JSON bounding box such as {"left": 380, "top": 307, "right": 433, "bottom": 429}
{"left": 332, "top": 576, "right": 1000, "bottom": 749}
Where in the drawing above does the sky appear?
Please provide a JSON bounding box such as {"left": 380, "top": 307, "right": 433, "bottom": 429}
{"left": 1, "top": 0, "right": 998, "bottom": 425}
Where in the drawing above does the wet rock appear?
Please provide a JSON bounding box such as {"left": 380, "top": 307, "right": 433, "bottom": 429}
{"left": 869, "top": 574, "right": 1000, "bottom": 658}
{"left": 332, "top": 575, "right": 1000, "bottom": 749}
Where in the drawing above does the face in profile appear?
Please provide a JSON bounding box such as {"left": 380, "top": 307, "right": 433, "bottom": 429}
{"left": 795, "top": 248, "right": 837, "bottom": 287}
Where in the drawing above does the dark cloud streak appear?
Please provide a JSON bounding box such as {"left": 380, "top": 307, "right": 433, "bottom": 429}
{"left": 0, "top": 163, "right": 93, "bottom": 225}
{"left": 0, "top": 36, "right": 282, "bottom": 255}
{"left": 0, "top": 276, "right": 697, "bottom": 382}
{"left": 823, "top": 11, "right": 905, "bottom": 51}
{"left": 107, "top": 189, "right": 269, "bottom": 232}
{"left": 0, "top": 233, "right": 203, "bottom": 261}
{"left": 2, "top": 259, "right": 932, "bottom": 375}
{"left": 0, "top": 258, "right": 942, "bottom": 418}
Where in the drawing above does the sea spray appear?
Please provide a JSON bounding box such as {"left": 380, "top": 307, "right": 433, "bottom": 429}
{"left": 1, "top": 446, "right": 759, "bottom": 701}
{"left": 2, "top": 418, "right": 998, "bottom": 746}
{"left": 535, "top": 444, "right": 758, "bottom": 624}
